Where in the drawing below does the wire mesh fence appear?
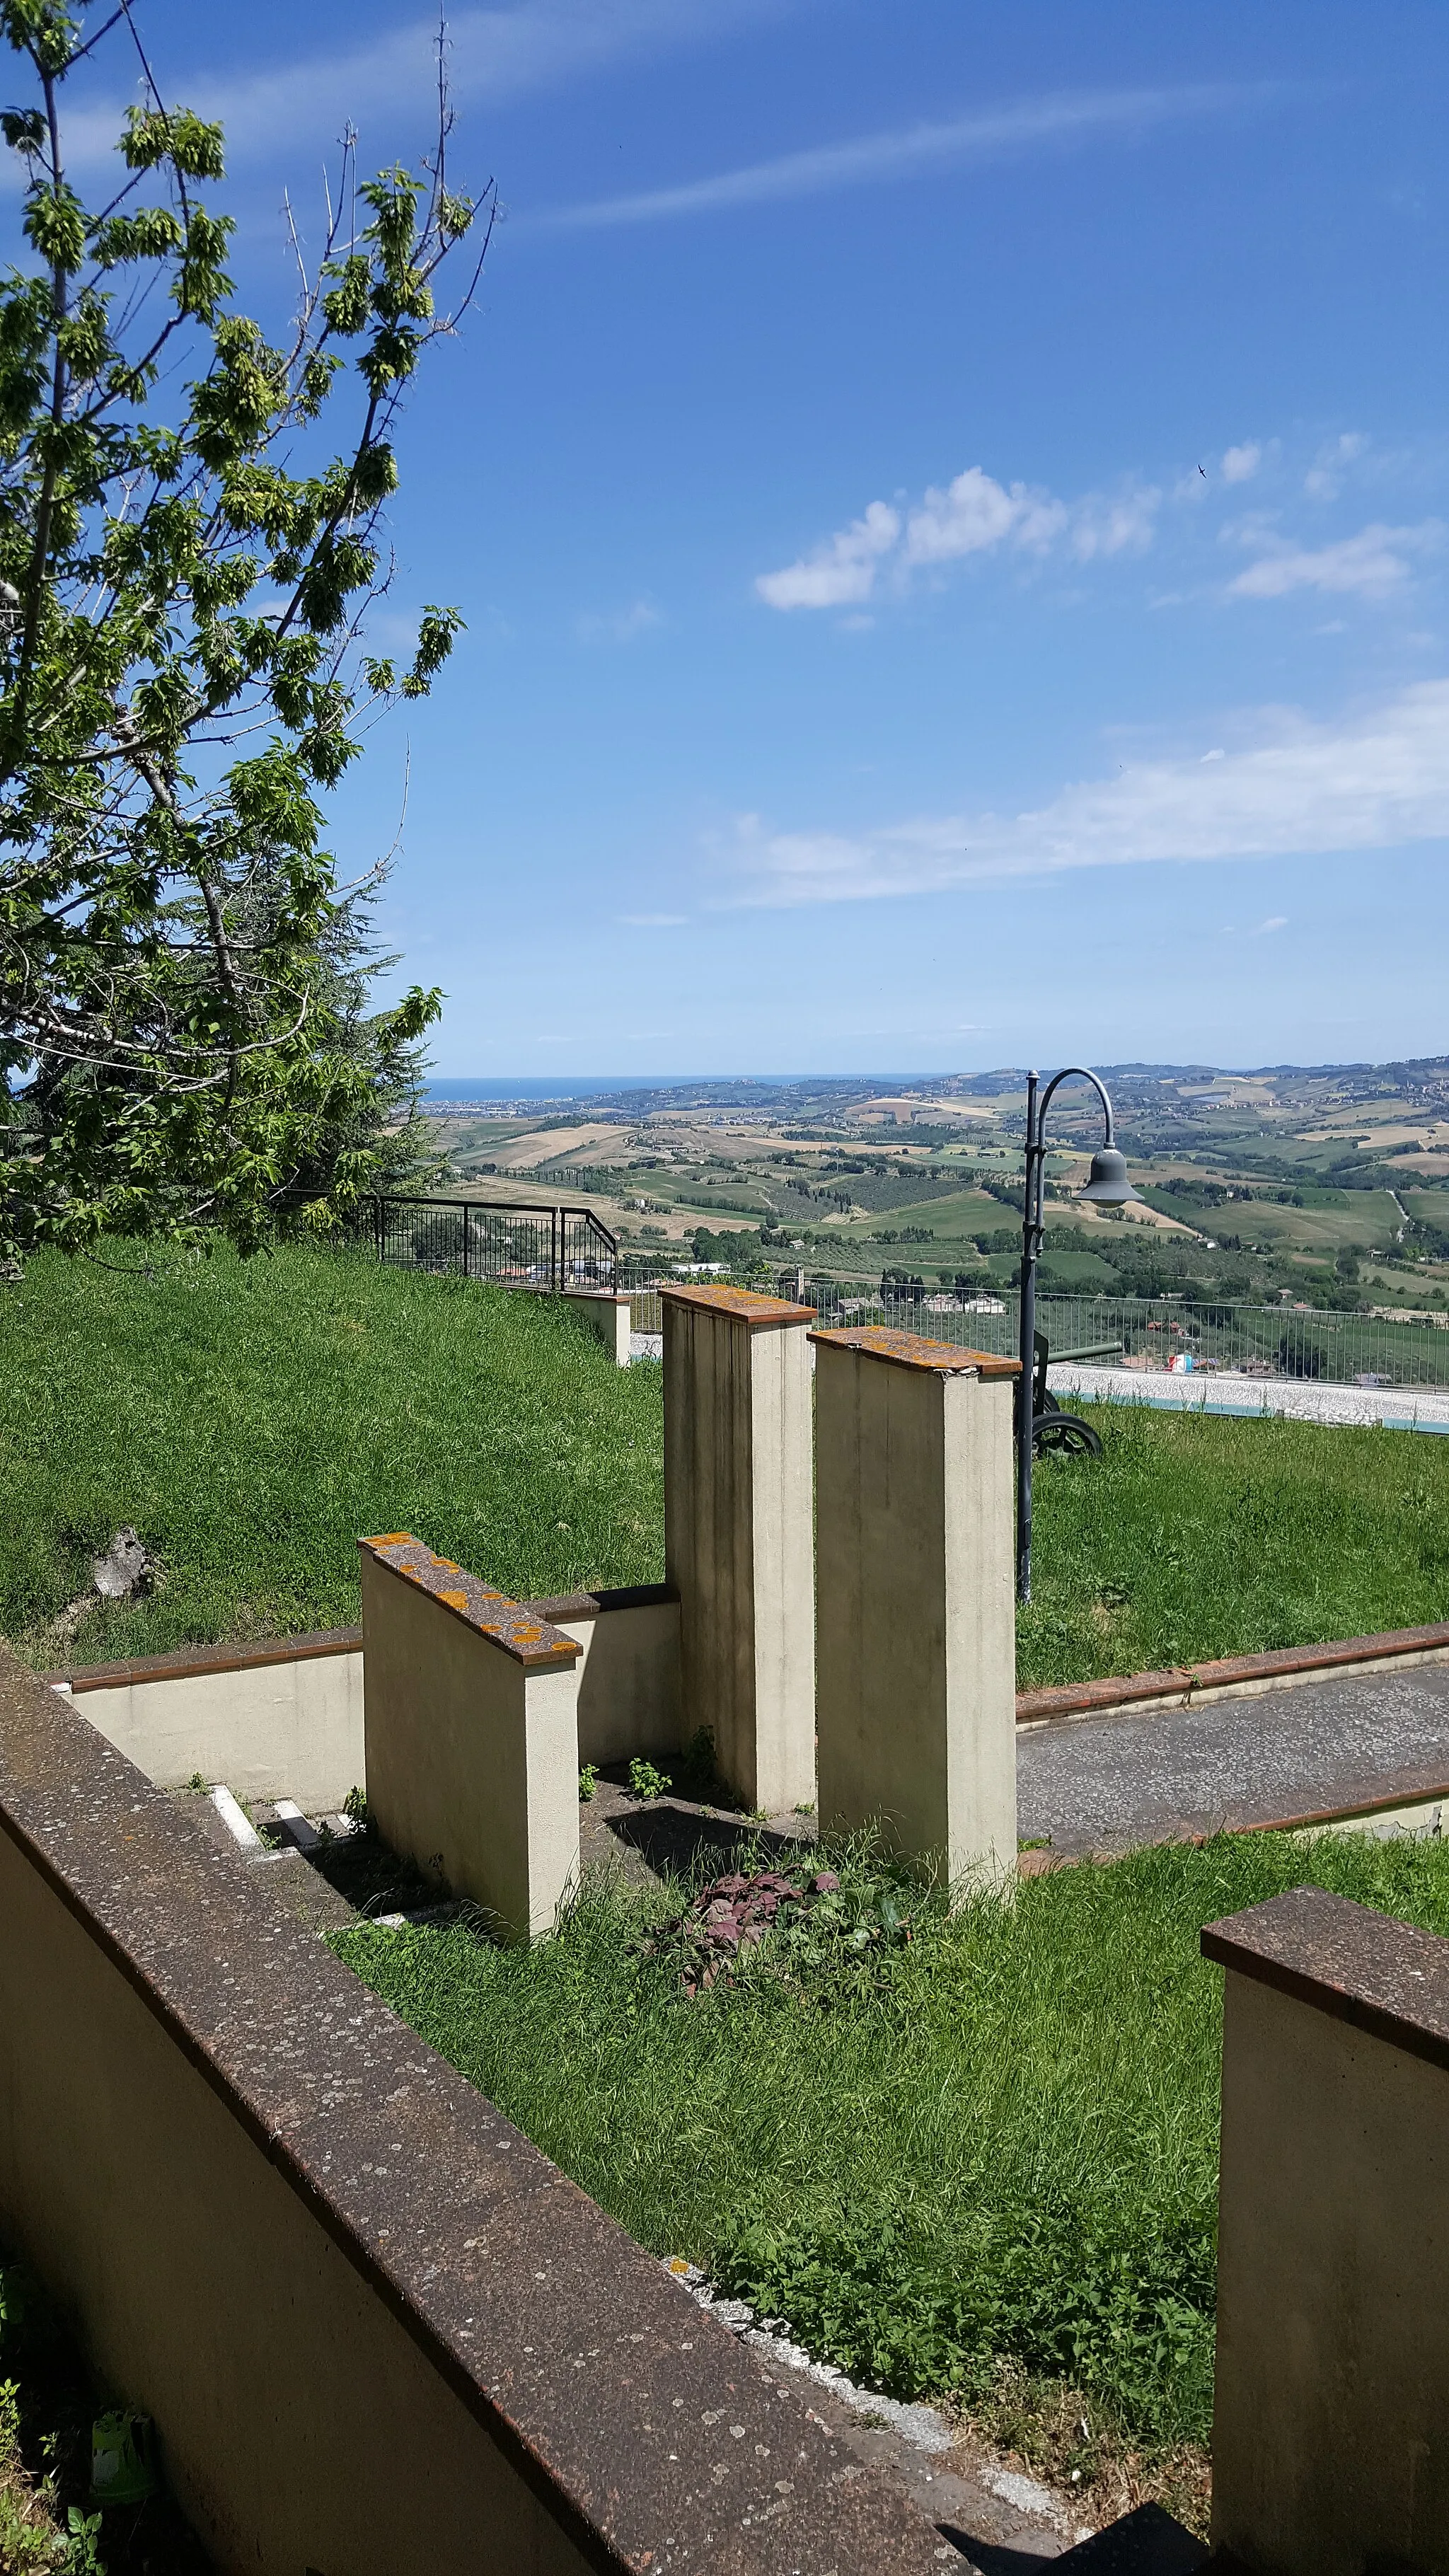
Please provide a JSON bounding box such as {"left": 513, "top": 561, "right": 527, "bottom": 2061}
{"left": 371, "top": 1197, "right": 617, "bottom": 1292}
{"left": 620, "top": 1261, "right": 1449, "bottom": 1389}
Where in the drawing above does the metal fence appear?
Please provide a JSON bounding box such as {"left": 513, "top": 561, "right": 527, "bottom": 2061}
{"left": 364, "top": 1210, "right": 1449, "bottom": 1387}
{"left": 371, "top": 1196, "right": 618, "bottom": 1292}
{"left": 620, "top": 1263, "right": 1449, "bottom": 1388}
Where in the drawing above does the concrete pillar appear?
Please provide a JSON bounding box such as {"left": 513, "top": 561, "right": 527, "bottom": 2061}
{"left": 359, "top": 1533, "right": 581, "bottom": 1941}
{"left": 662, "top": 1284, "right": 816, "bottom": 1813}
{"left": 812, "top": 1325, "right": 1019, "bottom": 1885}
{"left": 562, "top": 1288, "right": 633, "bottom": 1365}
{"left": 1203, "top": 1885, "right": 1449, "bottom": 2574}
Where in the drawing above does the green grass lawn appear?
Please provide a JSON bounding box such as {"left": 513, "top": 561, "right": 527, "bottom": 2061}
{"left": 1020, "top": 1401, "right": 1449, "bottom": 1687}
{"left": 334, "top": 1827, "right": 1449, "bottom": 2466}
{"left": 3, "top": 1244, "right": 1447, "bottom": 1680}
{"left": 0, "top": 1244, "right": 663, "bottom": 1667}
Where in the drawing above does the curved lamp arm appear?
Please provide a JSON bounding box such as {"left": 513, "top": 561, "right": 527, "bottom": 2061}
{"left": 1037, "top": 1064, "right": 1117, "bottom": 1145}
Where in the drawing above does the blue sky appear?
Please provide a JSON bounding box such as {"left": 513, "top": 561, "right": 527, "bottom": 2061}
{"left": 59, "top": 2, "right": 1449, "bottom": 1073}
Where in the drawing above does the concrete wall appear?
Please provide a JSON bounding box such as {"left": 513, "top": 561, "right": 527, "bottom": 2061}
{"left": 0, "top": 1645, "right": 949, "bottom": 2576}
{"left": 662, "top": 1285, "right": 816, "bottom": 1813}
{"left": 814, "top": 1329, "right": 1017, "bottom": 1885}
{"left": 62, "top": 1636, "right": 364, "bottom": 1810}
{"left": 50, "top": 1588, "right": 681, "bottom": 1810}
{"left": 526, "top": 1588, "right": 681, "bottom": 1767}
{"left": 561, "top": 1288, "right": 633, "bottom": 1364}
{"left": 361, "top": 1538, "right": 581, "bottom": 1941}
{"left": 1206, "top": 1885, "right": 1449, "bottom": 2573}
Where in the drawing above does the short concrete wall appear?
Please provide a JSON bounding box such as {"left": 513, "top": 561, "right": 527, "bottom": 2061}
{"left": 1204, "top": 1887, "right": 1449, "bottom": 2572}
{"left": 54, "top": 1633, "right": 364, "bottom": 1810}
{"left": 0, "top": 1644, "right": 948, "bottom": 2576}
{"left": 813, "top": 1326, "right": 1019, "bottom": 1885}
{"left": 361, "top": 1535, "right": 582, "bottom": 1941}
{"left": 48, "top": 1588, "right": 680, "bottom": 1812}
{"left": 562, "top": 1288, "right": 633, "bottom": 1365}
{"left": 525, "top": 1586, "right": 681, "bottom": 1766}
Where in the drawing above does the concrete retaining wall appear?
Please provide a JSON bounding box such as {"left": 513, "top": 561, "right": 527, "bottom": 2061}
{"left": 0, "top": 1644, "right": 948, "bottom": 2576}
{"left": 49, "top": 1586, "right": 682, "bottom": 1805}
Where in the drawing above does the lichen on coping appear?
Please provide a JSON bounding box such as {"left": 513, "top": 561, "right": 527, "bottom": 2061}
{"left": 358, "top": 1534, "right": 579, "bottom": 1668}
{"left": 809, "top": 1324, "right": 1022, "bottom": 1379}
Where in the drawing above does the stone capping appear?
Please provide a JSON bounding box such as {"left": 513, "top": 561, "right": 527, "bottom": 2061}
{"left": 1202, "top": 1885, "right": 1449, "bottom": 2077}
{"left": 659, "top": 1282, "right": 816, "bottom": 1329}
{"left": 0, "top": 1646, "right": 949, "bottom": 2575}
{"left": 1015, "top": 1617, "right": 1449, "bottom": 1728}
{"left": 809, "top": 1324, "right": 1022, "bottom": 1380}
{"left": 522, "top": 1582, "right": 677, "bottom": 1625}
{"left": 45, "top": 1627, "right": 364, "bottom": 1694}
{"left": 358, "top": 1536, "right": 579, "bottom": 1670}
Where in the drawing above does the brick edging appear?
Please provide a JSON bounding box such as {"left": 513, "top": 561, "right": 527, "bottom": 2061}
{"left": 1015, "top": 1619, "right": 1449, "bottom": 1727}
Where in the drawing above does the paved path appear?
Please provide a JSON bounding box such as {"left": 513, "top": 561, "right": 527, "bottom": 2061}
{"left": 1050, "top": 1361, "right": 1449, "bottom": 1431}
{"left": 1018, "top": 1660, "right": 1449, "bottom": 1859}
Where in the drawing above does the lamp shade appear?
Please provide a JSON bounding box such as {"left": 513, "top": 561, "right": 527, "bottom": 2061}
{"left": 1078, "top": 1145, "right": 1141, "bottom": 1206}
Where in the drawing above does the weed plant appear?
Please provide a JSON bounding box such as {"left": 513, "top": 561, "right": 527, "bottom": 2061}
{"left": 0, "top": 1245, "right": 662, "bottom": 1665}
{"left": 335, "top": 1827, "right": 1449, "bottom": 2456}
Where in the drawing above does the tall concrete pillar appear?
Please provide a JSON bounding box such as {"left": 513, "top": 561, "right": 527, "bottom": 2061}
{"left": 811, "top": 1325, "right": 1020, "bottom": 1885}
{"left": 662, "top": 1283, "right": 816, "bottom": 1814}
{"left": 359, "top": 1533, "right": 582, "bottom": 1941}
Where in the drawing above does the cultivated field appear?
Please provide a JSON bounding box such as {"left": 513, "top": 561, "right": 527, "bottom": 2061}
{"left": 427, "top": 1056, "right": 1449, "bottom": 1316}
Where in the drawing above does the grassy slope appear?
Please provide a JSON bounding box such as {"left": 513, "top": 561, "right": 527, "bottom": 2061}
{"left": 1021, "top": 1399, "right": 1449, "bottom": 1687}
{"left": 335, "top": 1828, "right": 1449, "bottom": 2454}
{"left": 0, "top": 1246, "right": 663, "bottom": 1666}
{"left": 2, "top": 1247, "right": 1446, "bottom": 1681}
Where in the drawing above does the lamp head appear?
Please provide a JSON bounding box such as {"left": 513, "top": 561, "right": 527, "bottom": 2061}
{"left": 1078, "top": 1144, "right": 1141, "bottom": 1207}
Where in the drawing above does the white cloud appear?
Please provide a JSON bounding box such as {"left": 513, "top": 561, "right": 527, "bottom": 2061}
{"left": 904, "top": 468, "right": 1064, "bottom": 564}
{"left": 541, "top": 81, "right": 1275, "bottom": 231}
{"left": 1221, "top": 441, "right": 1262, "bottom": 483}
{"left": 1228, "top": 521, "right": 1441, "bottom": 601}
{"left": 722, "top": 678, "right": 1449, "bottom": 903}
{"left": 1252, "top": 915, "right": 1288, "bottom": 934}
{"left": 757, "top": 466, "right": 1158, "bottom": 611}
{"left": 1305, "top": 431, "right": 1368, "bottom": 502}
{"left": 49, "top": 0, "right": 786, "bottom": 180}
{"left": 756, "top": 501, "right": 900, "bottom": 611}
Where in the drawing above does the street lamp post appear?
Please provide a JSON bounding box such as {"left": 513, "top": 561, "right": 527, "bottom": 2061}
{"left": 1016, "top": 1066, "right": 1140, "bottom": 1602}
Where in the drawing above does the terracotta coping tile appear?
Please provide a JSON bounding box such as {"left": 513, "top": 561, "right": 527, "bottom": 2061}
{"left": 1015, "top": 1619, "right": 1449, "bottom": 1726}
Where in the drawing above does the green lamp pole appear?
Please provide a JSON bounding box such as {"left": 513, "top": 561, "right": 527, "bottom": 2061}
{"left": 1016, "top": 1067, "right": 1140, "bottom": 1602}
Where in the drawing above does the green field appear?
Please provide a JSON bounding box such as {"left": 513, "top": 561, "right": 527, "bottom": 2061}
{"left": 335, "top": 1825, "right": 1449, "bottom": 2482}
{"left": 3, "top": 1247, "right": 1448, "bottom": 1681}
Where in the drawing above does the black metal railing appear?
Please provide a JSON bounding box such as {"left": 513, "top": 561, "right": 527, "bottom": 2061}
{"left": 370, "top": 1196, "right": 618, "bottom": 1293}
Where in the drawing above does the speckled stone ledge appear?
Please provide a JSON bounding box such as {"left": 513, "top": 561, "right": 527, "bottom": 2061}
{"left": 359, "top": 1535, "right": 580, "bottom": 1669}
{"left": 0, "top": 1646, "right": 951, "bottom": 2574}
{"left": 1203, "top": 1885, "right": 1449, "bottom": 2074}
{"left": 810, "top": 1325, "right": 1021, "bottom": 1379}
